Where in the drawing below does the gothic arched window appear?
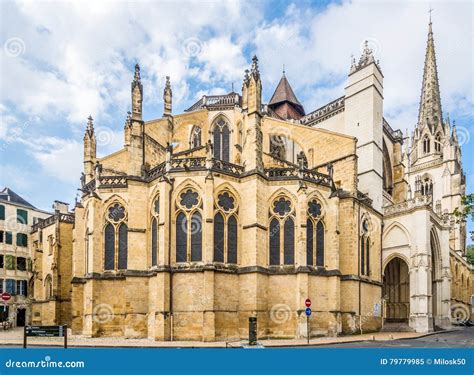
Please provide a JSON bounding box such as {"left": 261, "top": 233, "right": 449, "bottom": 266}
{"left": 421, "top": 177, "right": 433, "bottom": 197}
{"left": 103, "top": 202, "right": 128, "bottom": 271}
{"left": 423, "top": 135, "right": 431, "bottom": 154}
{"left": 190, "top": 126, "right": 202, "bottom": 148}
{"left": 175, "top": 188, "right": 202, "bottom": 263}
{"left": 213, "top": 118, "right": 230, "bottom": 162}
{"left": 361, "top": 218, "right": 370, "bottom": 276}
{"left": 269, "top": 135, "right": 286, "bottom": 160}
{"left": 306, "top": 199, "right": 325, "bottom": 267}
{"left": 213, "top": 191, "right": 238, "bottom": 264}
{"left": 269, "top": 196, "right": 294, "bottom": 266}
{"left": 151, "top": 196, "right": 159, "bottom": 267}
{"left": 434, "top": 133, "right": 442, "bottom": 153}
{"left": 44, "top": 274, "right": 53, "bottom": 300}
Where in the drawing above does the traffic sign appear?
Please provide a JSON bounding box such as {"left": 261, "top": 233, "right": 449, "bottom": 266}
{"left": 305, "top": 298, "right": 311, "bottom": 307}
{"left": 305, "top": 307, "right": 312, "bottom": 316}
{"left": 1, "top": 293, "right": 11, "bottom": 301}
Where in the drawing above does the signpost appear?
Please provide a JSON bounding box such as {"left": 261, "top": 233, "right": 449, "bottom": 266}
{"left": 24, "top": 326, "right": 68, "bottom": 348}
{"left": 305, "top": 299, "right": 312, "bottom": 344}
{"left": 1, "top": 293, "right": 10, "bottom": 325}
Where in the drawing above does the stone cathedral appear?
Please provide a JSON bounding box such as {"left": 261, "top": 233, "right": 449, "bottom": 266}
{"left": 30, "top": 20, "right": 472, "bottom": 341}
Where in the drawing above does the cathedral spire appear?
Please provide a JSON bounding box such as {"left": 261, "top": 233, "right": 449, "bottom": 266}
{"left": 417, "top": 18, "right": 443, "bottom": 132}
{"left": 131, "top": 63, "right": 143, "bottom": 120}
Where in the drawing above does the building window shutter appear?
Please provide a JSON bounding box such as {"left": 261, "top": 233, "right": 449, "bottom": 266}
{"left": 5, "top": 232, "right": 12, "bottom": 245}
{"left": 17, "top": 209, "right": 28, "bottom": 224}
{"left": 0, "top": 205, "right": 4, "bottom": 220}
{"left": 213, "top": 213, "right": 224, "bottom": 262}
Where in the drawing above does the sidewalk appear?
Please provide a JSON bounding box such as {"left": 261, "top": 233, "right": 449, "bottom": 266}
{"left": 0, "top": 327, "right": 451, "bottom": 348}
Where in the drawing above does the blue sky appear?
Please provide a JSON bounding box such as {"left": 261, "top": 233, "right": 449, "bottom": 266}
{"left": 0, "top": 0, "right": 472, "bottom": 242}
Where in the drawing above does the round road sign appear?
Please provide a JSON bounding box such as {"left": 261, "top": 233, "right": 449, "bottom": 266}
{"left": 305, "top": 298, "right": 311, "bottom": 307}
{"left": 305, "top": 307, "right": 312, "bottom": 316}
{"left": 1, "top": 293, "right": 11, "bottom": 301}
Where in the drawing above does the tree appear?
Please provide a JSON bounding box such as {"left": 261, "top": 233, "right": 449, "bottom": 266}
{"left": 452, "top": 193, "right": 474, "bottom": 223}
{"left": 467, "top": 245, "right": 474, "bottom": 266}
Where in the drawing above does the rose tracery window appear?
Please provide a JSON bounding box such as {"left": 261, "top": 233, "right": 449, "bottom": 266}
{"left": 104, "top": 202, "right": 128, "bottom": 271}
{"left": 176, "top": 189, "right": 202, "bottom": 263}
{"left": 213, "top": 191, "right": 238, "bottom": 264}
{"left": 269, "top": 196, "right": 294, "bottom": 266}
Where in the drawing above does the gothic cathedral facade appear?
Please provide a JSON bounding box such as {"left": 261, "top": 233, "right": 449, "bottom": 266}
{"left": 32, "top": 21, "right": 471, "bottom": 341}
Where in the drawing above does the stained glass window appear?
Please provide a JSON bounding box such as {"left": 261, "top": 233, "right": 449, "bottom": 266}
{"left": 176, "top": 213, "right": 187, "bottom": 262}
{"left": 118, "top": 223, "right": 128, "bottom": 269}
{"left": 284, "top": 217, "right": 294, "bottom": 265}
{"left": 154, "top": 197, "right": 160, "bottom": 215}
{"left": 104, "top": 223, "right": 115, "bottom": 270}
{"left": 316, "top": 221, "right": 324, "bottom": 267}
{"left": 190, "top": 212, "right": 202, "bottom": 261}
{"left": 273, "top": 197, "right": 291, "bottom": 216}
{"left": 222, "top": 124, "right": 230, "bottom": 162}
{"left": 306, "top": 219, "right": 313, "bottom": 266}
{"left": 360, "top": 236, "right": 365, "bottom": 275}
{"left": 180, "top": 189, "right": 199, "bottom": 209}
{"left": 217, "top": 192, "right": 235, "bottom": 212}
{"left": 108, "top": 204, "right": 125, "bottom": 222}
{"left": 366, "top": 238, "right": 370, "bottom": 276}
{"left": 213, "top": 120, "right": 230, "bottom": 162}
{"left": 214, "top": 213, "right": 224, "bottom": 262}
{"left": 269, "top": 218, "right": 280, "bottom": 265}
{"left": 308, "top": 200, "right": 321, "bottom": 218}
{"left": 227, "top": 216, "right": 238, "bottom": 264}
{"left": 151, "top": 218, "right": 158, "bottom": 266}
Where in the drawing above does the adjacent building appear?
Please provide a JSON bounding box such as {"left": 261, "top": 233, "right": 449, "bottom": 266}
{"left": 30, "top": 201, "right": 74, "bottom": 326}
{"left": 0, "top": 188, "right": 50, "bottom": 326}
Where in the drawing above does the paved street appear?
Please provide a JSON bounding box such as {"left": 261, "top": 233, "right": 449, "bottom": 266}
{"left": 309, "top": 327, "right": 474, "bottom": 348}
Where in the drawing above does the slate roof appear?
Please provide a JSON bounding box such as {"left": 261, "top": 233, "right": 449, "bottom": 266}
{"left": 0, "top": 187, "right": 36, "bottom": 209}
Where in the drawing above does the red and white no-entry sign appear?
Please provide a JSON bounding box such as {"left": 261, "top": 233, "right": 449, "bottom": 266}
{"left": 1, "top": 293, "right": 11, "bottom": 301}
{"left": 305, "top": 298, "right": 311, "bottom": 307}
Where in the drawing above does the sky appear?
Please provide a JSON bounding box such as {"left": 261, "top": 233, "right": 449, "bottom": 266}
{"left": 0, "top": 0, "right": 472, "bottom": 241}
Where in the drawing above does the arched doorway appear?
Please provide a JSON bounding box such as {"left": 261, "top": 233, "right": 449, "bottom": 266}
{"left": 383, "top": 257, "right": 410, "bottom": 322}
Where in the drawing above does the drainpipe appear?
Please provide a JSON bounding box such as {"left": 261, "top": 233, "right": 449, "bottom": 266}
{"left": 167, "top": 177, "right": 175, "bottom": 341}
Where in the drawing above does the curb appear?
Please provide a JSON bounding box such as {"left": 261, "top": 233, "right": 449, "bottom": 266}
{"left": 0, "top": 328, "right": 463, "bottom": 349}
